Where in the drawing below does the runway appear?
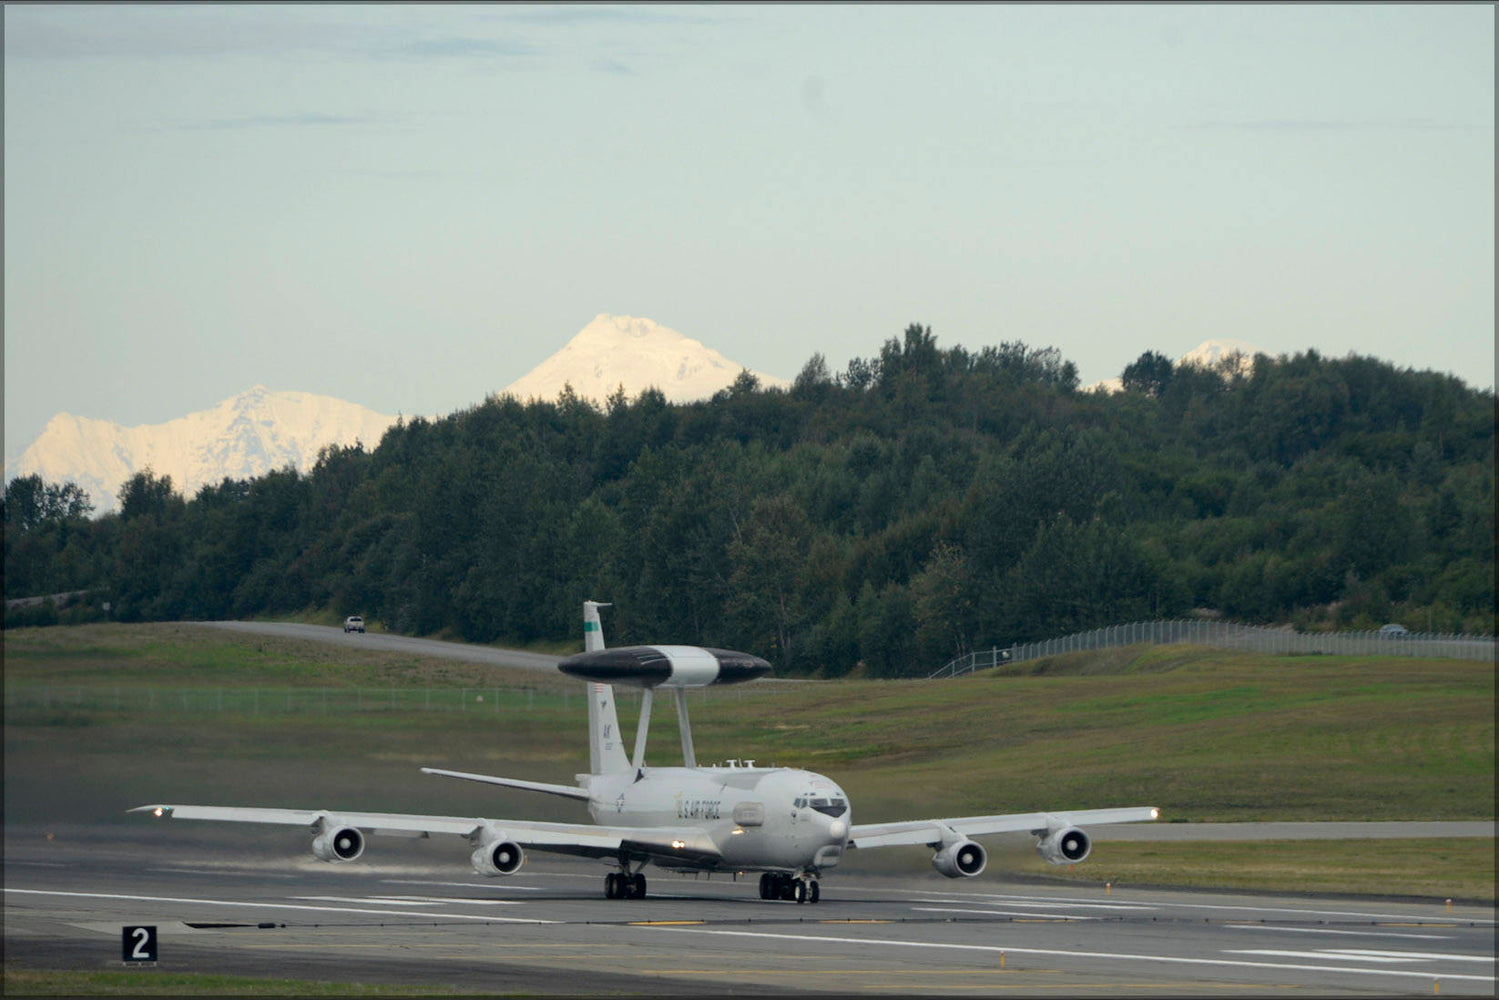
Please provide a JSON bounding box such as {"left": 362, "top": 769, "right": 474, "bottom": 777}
{"left": 5, "top": 824, "right": 1493, "bottom": 995}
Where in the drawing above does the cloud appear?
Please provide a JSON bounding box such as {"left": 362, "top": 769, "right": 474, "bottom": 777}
{"left": 5, "top": 7, "right": 368, "bottom": 59}
{"left": 177, "top": 112, "right": 384, "bottom": 131}
{"left": 593, "top": 58, "right": 634, "bottom": 76}
{"left": 1183, "top": 118, "right": 1471, "bottom": 132}
{"left": 388, "top": 37, "right": 537, "bottom": 60}
{"left": 5, "top": 7, "right": 536, "bottom": 63}
{"left": 496, "top": 6, "right": 719, "bottom": 28}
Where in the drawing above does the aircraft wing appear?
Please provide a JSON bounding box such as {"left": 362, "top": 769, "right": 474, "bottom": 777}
{"left": 847, "top": 806, "right": 1159, "bottom": 849}
{"left": 129, "top": 804, "right": 722, "bottom": 865}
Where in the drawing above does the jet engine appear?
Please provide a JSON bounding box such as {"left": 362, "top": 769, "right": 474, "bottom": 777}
{"left": 471, "top": 839, "right": 525, "bottom": 877}
{"left": 1036, "top": 826, "right": 1090, "bottom": 865}
{"left": 931, "top": 838, "right": 987, "bottom": 878}
{"left": 311, "top": 826, "right": 364, "bottom": 862}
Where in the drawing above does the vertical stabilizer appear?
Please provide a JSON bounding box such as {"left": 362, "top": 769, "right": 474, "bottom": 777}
{"left": 581, "top": 602, "right": 630, "bottom": 775}
{"left": 583, "top": 600, "right": 609, "bottom": 652}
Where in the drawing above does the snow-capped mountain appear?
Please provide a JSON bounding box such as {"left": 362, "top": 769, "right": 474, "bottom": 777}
{"left": 6, "top": 315, "right": 788, "bottom": 514}
{"left": 1177, "top": 338, "right": 1260, "bottom": 373}
{"left": 1088, "top": 339, "right": 1264, "bottom": 393}
{"left": 502, "top": 313, "right": 789, "bottom": 404}
{"left": 6, "top": 387, "right": 399, "bottom": 514}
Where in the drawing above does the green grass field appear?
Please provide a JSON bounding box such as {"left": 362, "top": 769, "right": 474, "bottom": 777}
{"left": 4, "top": 624, "right": 1493, "bottom": 901}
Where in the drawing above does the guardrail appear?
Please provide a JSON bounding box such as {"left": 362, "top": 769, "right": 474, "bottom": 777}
{"left": 928, "top": 620, "right": 1497, "bottom": 679}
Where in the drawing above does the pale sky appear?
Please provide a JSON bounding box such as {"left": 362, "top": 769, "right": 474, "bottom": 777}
{"left": 4, "top": 4, "right": 1493, "bottom": 464}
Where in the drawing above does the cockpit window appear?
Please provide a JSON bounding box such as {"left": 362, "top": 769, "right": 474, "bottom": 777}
{"left": 810, "top": 797, "right": 848, "bottom": 818}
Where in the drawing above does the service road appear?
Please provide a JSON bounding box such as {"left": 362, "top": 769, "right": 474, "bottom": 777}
{"left": 5, "top": 825, "right": 1493, "bottom": 995}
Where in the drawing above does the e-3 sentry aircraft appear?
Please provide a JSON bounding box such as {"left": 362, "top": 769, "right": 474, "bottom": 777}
{"left": 133, "top": 602, "right": 1158, "bottom": 903}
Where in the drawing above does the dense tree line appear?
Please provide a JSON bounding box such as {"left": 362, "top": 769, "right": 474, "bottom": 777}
{"left": 5, "top": 326, "right": 1494, "bottom": 676}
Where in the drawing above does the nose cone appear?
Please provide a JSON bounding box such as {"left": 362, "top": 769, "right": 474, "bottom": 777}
{"left": 827, "top": 819, "right": 848, "bottom": 841}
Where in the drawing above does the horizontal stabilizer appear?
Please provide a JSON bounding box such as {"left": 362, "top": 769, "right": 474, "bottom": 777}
{"left": 420, "top": 768, "right": 591, "bottom": 801}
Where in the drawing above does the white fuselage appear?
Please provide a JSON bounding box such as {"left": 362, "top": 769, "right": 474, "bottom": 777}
{"left": 585, "top": 764, "right": 851, "bottom": 873}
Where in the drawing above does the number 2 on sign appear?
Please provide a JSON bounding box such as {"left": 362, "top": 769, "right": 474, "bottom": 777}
{"left": 122, "top": 925, "right": 157, "bottom": 963}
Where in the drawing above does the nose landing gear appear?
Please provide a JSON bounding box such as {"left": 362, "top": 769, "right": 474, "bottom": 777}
{"left": 758, "top": 871, "right": 820, "bottom": 903}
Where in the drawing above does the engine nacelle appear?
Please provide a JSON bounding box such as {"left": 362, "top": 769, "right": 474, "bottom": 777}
{"left": 471, "top": 840, "right": 525, "bottom": 877}
{"left": 1037, "top": 826, "right": 1090, "bottom": 865}
{"left": 311, "top": 826, "right": 364, "bottom": 862}
{"left": 931, "top": 838, "right": 987, "bottom": 878}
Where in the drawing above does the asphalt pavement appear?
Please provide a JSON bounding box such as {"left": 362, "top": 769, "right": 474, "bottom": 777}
{"left": 6, "top": 825, "right": 1494, "bottom": 995}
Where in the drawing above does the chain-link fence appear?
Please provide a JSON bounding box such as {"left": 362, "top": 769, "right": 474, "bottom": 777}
{"left": 929, "top": 620, "right": 1496, "bottom": 679}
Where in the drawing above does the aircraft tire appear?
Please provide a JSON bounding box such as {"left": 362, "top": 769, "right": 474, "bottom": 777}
{"left": 809, "top": 880, "right": 820, "bottom": 904}
{"left": 793, "top": 879, "right": 807, "bottom": 904}
{"left": 758, "top": 873, "right": 771, "bottom": 900}
{"left": 630, "top": 873, "right": 647, "bottom": 899}
{"left": 607, "top": 872, "right": 633, "bottom": 900}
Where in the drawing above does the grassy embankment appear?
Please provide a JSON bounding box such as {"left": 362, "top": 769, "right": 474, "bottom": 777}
{"left": 4, "top": 623, "right": 1493, "bottom": 901}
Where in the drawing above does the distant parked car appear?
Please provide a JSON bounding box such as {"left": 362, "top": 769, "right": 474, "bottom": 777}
{"left": 344, "top": 615, "right": 365, "bottom": 634}
{"left": 1378, "top": 623, "right": 1409, "bottom": 638}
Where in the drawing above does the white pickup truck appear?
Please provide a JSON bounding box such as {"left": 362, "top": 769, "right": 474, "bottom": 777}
{"left": 343, "top": 615, "right": 365, "bottom": 634}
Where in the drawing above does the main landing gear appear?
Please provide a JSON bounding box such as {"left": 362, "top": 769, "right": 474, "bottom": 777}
{"left": 604, "top": 870, "right": 646, "bottom": 900}
{"left": 758, "top": 872, "right": 820, "bottom": 904}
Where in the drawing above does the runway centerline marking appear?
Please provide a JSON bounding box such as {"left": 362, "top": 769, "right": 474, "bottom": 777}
{"left": 913, "top": 907, "right": 1095, "bottom": 920}
{"left": 294, "top": 896, "right": 439, "bottom": 906}
{"left": 913, "top": 897, "right": 1150, "bottom": 912}
{"left": 367, "top": 895, "right": 527, "bottom": 906}
{"left": 636, "top": 926, "right": 1495, "bottom": 984}
{"left": 380, "top": 879, "right": 546, "bottom": 891}
{"left": 4, "top": 888, "right": 553, "bottom": 924}
{"left": 148, "top": 867, "right": 296, "bottom": 879}
{"left": 898, "top": 891, "right": 1492, "bottom": 925}
{"left": 1227, "top": 925, "right": 1452, "bottom": 940}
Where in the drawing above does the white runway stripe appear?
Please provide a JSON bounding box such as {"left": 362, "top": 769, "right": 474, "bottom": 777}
{"left": 1228, "top": 924, "right": 1451, "bottom": 940}
{"left": 367, "top": 895, "right": 526, "bottom": 906}
{"left": 4, "top": 888, "right": 552, "bottom": 924}
{"left": 914, "top": 907, "right": 1098, "bottom": 920}
{"left": 905, "top": 890, "right": 1493, "bottom": 925}
{"left": 380, "top": 879, "right": 546, "bottom": 891}
{"left": 640, "top": 925, "right": 1495, "bottom": 984}
{"left": 1314, "top": 948, "right": 1489, "bottom": 964}
{"left": 1230, "top": 947, "right": 1494, "bottom": 965}
{"left": 1228, "top": 949, "right": 1426, "bottom": 964}
{"left": 913, "top": 897, "right": 1151, "bottom": 912}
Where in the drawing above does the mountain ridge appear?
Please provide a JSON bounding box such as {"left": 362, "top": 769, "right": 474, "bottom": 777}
{"left": 6, "top": 386, "right": 400, "bottom": 514}
{"left": 7, "top": 314, "right": 789, "bottom": 512}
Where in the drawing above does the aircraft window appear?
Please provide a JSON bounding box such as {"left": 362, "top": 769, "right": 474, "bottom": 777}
{"left": 794, "top": 797, "right": 807, "bottom": 808}
{"left": 811, "top": 798, "right": 848, "bottom": 818}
